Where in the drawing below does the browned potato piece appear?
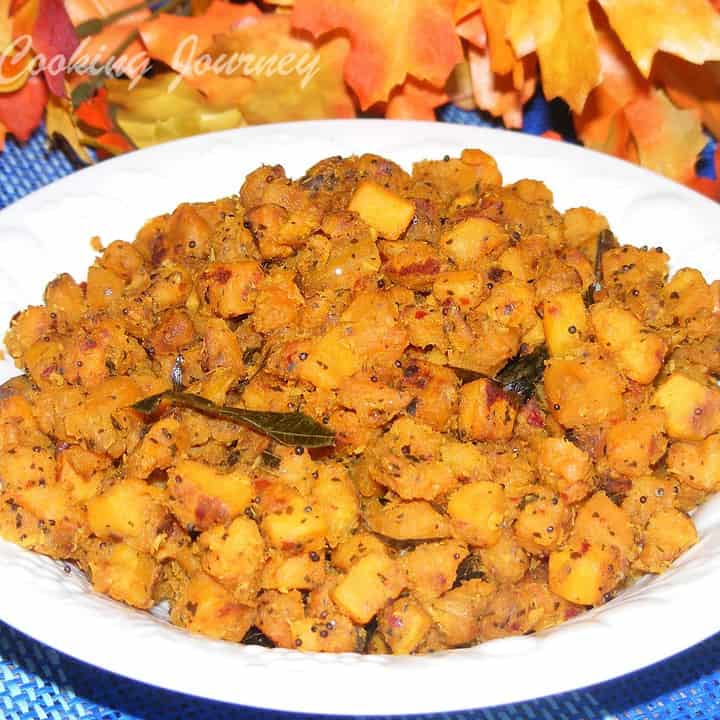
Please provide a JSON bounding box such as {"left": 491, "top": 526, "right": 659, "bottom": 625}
{"left": 378, "top": 598, "right": 432, "bottom": 654}
{"left": 621, "top": 475, "right": 677, "bottom": 527}
{"left": 199, "top": 261, "right": 264, "bottom": 318}
{"left": 549, "top": 542, "right": 625, "bottom": 606}
{"left": 543, "top": 291, "right": 589, "bottom": 357}
{"left": 544, "top": 357, "right": 625, "bottom": 428}
{"left": 87, "top": 479, "right": 167, "bottom": 553}
{"left": 653, "top": 373, "right": 720, "bottom": 441}
{"left": 87, "top": 541, "right": 158, "bottom": 609}
{"left": 402, "top": 540, "right": 468, "bottom": 599}
{"left": 448, "top": 481, "right": 506, "bottom": 548}
{"left": 458, "top": 379, "right": 517, "bottom": 442}
{"left": 367, "top": 500, "right": 451, "bottom": 540}
{"left": 571, "top": 492, "right": 635, "bottom": 560}
{"left": 513, "top": 489, "right": 571, "bottom": 554}
{"left": 291, "top": 614, "right": 359, "bottom": 653}
{"left": 590, "top": 301, "right": 666, "bottom": 384}
{"left": 331, "top": 553, "right": 405, "bottom": 624}
{"left": 635, "top": 509, "right": 697, "bottom": 573}
{"left": 333, "top": 533, "right": 389, "bottom": 571}
{"left": 170, "top": 572, "right": 255, "bottom": 641}
{"left": 537, "top": 437, "right": 593, "bottom": 503}
{"left": 605, "top": 409, "right": 667, "bottom": 479}
{"left": 478, "top": 530, "right": 529, "bottom": 584}
{"left": 167, "top": 460, "right": 253, "bottom": 531}
{"left": 256, "top": 589, "right": 304, "bottom": 648}
{"left": 667, "top": 434, "right": 720, "bottom": 492}
{"left": 441, "top": 217, "right": 509, "bottom": 269}
{"left": 348, "top": 181, "right": 415, "bottom": 240}
{"left": 198, "top": 516, "right": 265, "bottom": 597}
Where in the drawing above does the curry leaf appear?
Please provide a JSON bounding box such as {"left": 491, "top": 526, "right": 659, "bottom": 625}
{"left": 495, "top": 345, "right": 548, "bottom": 402}
{"left": 131, "top": 391, "right": 335, "bottom": 448}
{"left": 584, "top": 228, "right": 617, "bottom": 305}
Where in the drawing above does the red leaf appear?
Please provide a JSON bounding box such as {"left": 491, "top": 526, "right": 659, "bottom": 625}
{"left": 75, "top": 87, "right": 134, "bottom": 153}
{"left": 0, "top": 75, "right": 48, "bottom": 141}
{"left": 32, "top": 0, "right": 80, "bottom": 96}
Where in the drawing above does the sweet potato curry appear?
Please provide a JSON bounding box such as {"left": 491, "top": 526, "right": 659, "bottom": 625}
{"left": 1, "top": 149, "right": 718, "bottom": 655}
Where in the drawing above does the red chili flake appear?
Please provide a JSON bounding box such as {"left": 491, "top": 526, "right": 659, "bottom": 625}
{"left": 414, "top": 310, "right": 428, "bottom": 319}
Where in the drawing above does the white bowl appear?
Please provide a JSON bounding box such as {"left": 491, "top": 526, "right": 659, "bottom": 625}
{"left": 1, "top": 120, "right": 719, "bottom": 716}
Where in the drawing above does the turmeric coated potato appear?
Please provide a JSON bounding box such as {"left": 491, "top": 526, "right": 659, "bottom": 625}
{"left": 0, "top": 149, "right": 715, "bottom": 655}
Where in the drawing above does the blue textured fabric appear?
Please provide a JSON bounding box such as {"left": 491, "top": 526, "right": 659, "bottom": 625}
{"left": 0, "top": 98, "right": 719, "bottom": 719}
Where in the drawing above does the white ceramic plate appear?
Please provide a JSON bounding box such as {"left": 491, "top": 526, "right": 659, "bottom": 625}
{"left": 1, "top": 120, "right": 719, "bottom": 716}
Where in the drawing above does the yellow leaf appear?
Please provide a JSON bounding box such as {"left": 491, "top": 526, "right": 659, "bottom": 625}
{"left": 506, "top": 0, "right": 561, "bottom": 58}
{"left": 535, "top": 0, "right": 600, "bottom": 112}
{"left": 45, "top": 95, "right": 93, "bottom": 164}
{"left": 386, "top": 78, "right": 447, "bottom": 121}
{"left": 478, "top": 0, "right": 515, "bottom": 75}
{"left": 105, "top": 73, "right": 246, "bottom": 149}
{"left": 624, "top": 88, "right": 707, "bottom": 182}
{"left": 597, "top": 0, "right": 720, "bottom": 77}
{"left": 469, "top": 45, "right": 536, "bottom": 128}
{"left": 207, "top": 14, "right": 355, "bottom": 123}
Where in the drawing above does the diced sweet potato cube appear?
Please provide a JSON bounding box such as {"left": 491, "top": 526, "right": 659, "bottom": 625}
{"left": 261, "top": 498, "right": 327, "bottom": 550}
{"left": 537, "top": 437, "right": 593, "bottom": 503}
{"left": 459, "top": 378, "right": 517, "bottom": 441}
{"left": 331, "top": 552, "right": 405, "bottom": 624}
{"left": 448, "top": 481, "right": 506, "bottom": 547}
{"left": 379, "top": 598, "right": 432, "bottom": 654}
{"left": 543, "top": 291, "right": 588, "bottom": 357}
{"left": 199, "top": 261, "right": 263, "bottom": 318}
{"left": 348, "top": 180, "right": 415, "bottom": 240}
{"left": 402, "top": 540, "right": 468, "bottom": 599}
{"left": 635, "top": 509, "right": 697, "bottom": 574}
{"left": 667, "top": 433, "right": 720, "bottom": 492}
{"left": 440, "top": 217, "right": 509, "bottom": 269}
{"left": 88, "top": 542, "right": 158, "bottom": 609}
{"left": 333, "top": 533, "right": 389, "bottom": 571}
{"left": 290, "top": 615, "right": 358, "bottom": 653}
{"left": 366, "top": 500, "right": 450, "bottom": 540}
{"left": 653, "top": 373, "right": 720, "bottom": 441}
{"left": 549, "top": 543, "right": 623, "bottom": 606}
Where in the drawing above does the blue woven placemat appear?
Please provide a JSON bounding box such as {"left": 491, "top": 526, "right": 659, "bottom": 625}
{"left": 0, "top": 94, "right": 719, "bottom": 720}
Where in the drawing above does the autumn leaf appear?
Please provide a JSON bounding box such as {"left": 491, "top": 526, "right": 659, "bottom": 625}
{"left": 624, "top": 88, "right": 707, "bottom": 182}
{"left": 207, "top": 14, "right": 355, "bottom": 123}
{"left": 653, "top": 54, "right": 720, "bottom": 139}
{"left": 75, "top": 87, "right": 133, "bottom": 154}
{"left": 386, "top": 77, "right": 447, "bottom": 121}
{"left": 0, "top": 74, "right": 46, "bottom": 141}
{"left": 469, "top": 46, "right": 536, "bottom": 128}
{"left": 597, "top": 0, "right": 720, "bottom": 77}
{"left": 292, "top": 0, "right": 462, "bottom": 109}
{"left": 66, "top": 0, "right": 150, "bottom": 78}
{"left": 533, "top": 0, "right": 600, "bottom": 112}
{"left": 506, "top": 0, "right": 562, "bottom": 59}
{"left": 105, "top": 72, "right": 246, "bottom": 148}
{"left": 477, "top": 0, "right": 515, "bottom": 75}
{"left": 140, "top": 0, "right": 260, "bottom": 91}
{"left": 46, "top": 93, "right": 93, "bottom": 163}
{"left": 455, "top": 9, "right": 486, "bottom": 49}
{"left": 32, "top": 0, "right": 80, "bottom": 95}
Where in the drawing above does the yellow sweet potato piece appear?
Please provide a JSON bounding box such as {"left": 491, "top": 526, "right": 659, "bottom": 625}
{"left": 261, "top": 546, "right": 325, "bottom": 591}
{"left": 198, "top": 516, "right": 265, "bottom": 597}
{"left": 440, "top": 217, "right": 509, "bottom": 269}
{"left": 537, "top": 437, "right": 593, "bottom": 503}
{"left": 448, "top": 481, "right": 506, "bottom": 548}
{"left": 653, "top": 373, "right": 720, "bottom": 441}
{"left": 667, "top": 433, "right": 720, "bottom": 492}
{"left": 88, "top": 541, "right": 158, "bottom": 609}
{"left": 548, "top": 543, "right": 623, "bottom": 606}
{"left": 333, "top": 533, "right": 389, "bottom": 571}
{"left": 256, "top": 589, "right": 304, "bottom": 648}
{"left": 544, "top": 357, "right": 625, "bottom": 427}
{"left": 543, "top": 291, "right": 589, "bottom": 357}
{"left": 513, "top": 488, "right": 571, "bottom": 554}
{"left": 571, "top": 492, "right": 635, "bottom": 560}
{"left": 590, "top": 301, "right": 666, "bottom": 384}
{"left": 605, "top": 409, "right": 667, "bottom": 479}
{"left": 170, "top": 571, "right": 255, "bottom": 641}
{"left": 290, "top": 614, "right": 359, "bottom": 653}
{"left": 378, "top": 598, "right": 432, "bottom": 654}
{"left": 331, "top": 553, "right": 405, "bottom": 624}
{"left": 458, "top": 379, "right": 517, "bottom": 442}
{"left": 402, "top": 540, "right": 468, "bottom": 599}
{"left": 635, "top": 509, "right": 697, "bottom": 573}
{"left": 167, "top": 460, "right": 253, "bottom": 531}
{"left": 312, "top": 465, "right": 359, "bottom": 547}
{"left": 87, "top": 479, "right": 167, "bottom": 553}
{"left": 86, "top": 266, "right": 125, "bottom": 310}
{"left": 348, "top": 181, "right": 414, "bottom": 241}
{"left": 478, "top": 530, "right": 529, "bottom": 584}
{"left": 366, "top": 500, "right": 450, "bottom": 540}
{"left": 199, "top": 261, "right": 263, "bottom": 318}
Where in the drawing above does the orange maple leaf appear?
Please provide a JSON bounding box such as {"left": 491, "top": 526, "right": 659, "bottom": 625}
{"left": 139, "top": 0, "right": 260, "bottom": 104}
{"left": 624, "top": 88, "right": 707, "bottom": 182}
{"left": 386, "top": 78, "right": 447, "bottom": 121}
{"left": 597, "top": 0, "right": 720, "bottom": 77}
{"left": 653, "top": 54, "right": 720, "bottom": 139}
{"left": 468, "top": 46, "right": 536, "bottom": 128}
{"left": 0, "top": 74, "right": 47, "bottom": 141}
{"left": 207, "top": 14, "right": 355, "bottom": 123}
{"left": 75, "top": 86, "right": 133, "bottom": 153}
{"left": 456, "top": 9, "right": 486, "bottom": 49}
{"left": 292, "top": 0, "right": 462, "bottom": 110}
{"left": 66, "top": 0, "right": 150, "bottom": 78}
